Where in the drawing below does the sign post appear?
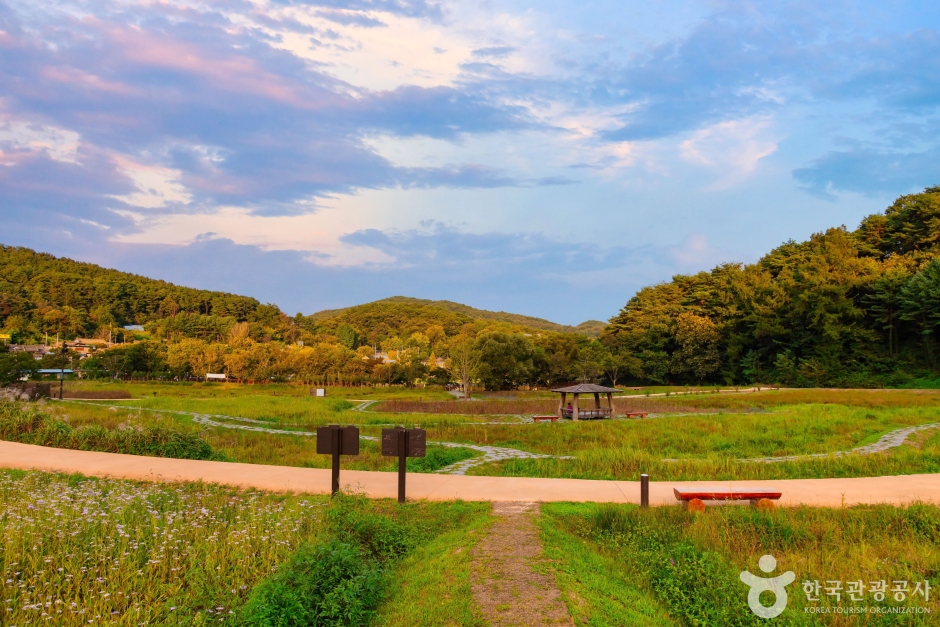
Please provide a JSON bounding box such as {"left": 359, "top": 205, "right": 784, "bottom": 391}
{"left": 316, "top": 424, "right": 360, "bottom": 496}
{"left": 382, "top": 426, "right": 426, "bottom": 503}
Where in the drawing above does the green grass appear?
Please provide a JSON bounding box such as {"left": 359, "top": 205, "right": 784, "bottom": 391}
{"left": 543, "top": 502, "right": 940, "bottom": 626}
{"left": 539, "top": 508, "right": 679, "bottom": 626}
{"left": 0, "top": 469, "right": 326, "bottom": 626}
{"left": 62, "top": 380, "right": 455, "bottom": 401}
{"left": 21, "top": 384, "right": 940, "bottom": 481}
{"left": 0, "top": 469, "right": 489, "bottom": 627}
{"left": 240, "top": 494, "right": 488, "bottom": 627}
{"left": 372, "top": 512, "right": 493, "bottom": 627}
{"left": 0, "top": 400, "right": 226, "bottom": 460}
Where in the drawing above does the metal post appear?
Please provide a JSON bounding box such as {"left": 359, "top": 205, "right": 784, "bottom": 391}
{"left": 398, "top": 429, "right": 407, "bottom": 504}
{"left": 331, "top": 427, "right": 341, "bottom": 496}
{"left": 640, "top": 473, "right": 649, "bottom": 508}
{"left": 59, "top": 343, "right": 67, "bottom": 399}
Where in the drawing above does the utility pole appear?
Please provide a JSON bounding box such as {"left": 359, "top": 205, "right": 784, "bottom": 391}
{"left": 59, "top": 342, "right": 68, "bottom": 400}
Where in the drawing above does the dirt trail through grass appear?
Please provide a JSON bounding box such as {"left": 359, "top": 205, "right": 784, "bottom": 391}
{"left": 471, "top": 502, "right": 573, "bottom": 627}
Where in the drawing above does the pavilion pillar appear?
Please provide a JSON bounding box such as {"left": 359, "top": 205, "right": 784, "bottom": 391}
{"left": 573, "top": 393, "right": 580, "bottom": 421}
{"left": 593, "top": 393, "right": 601, "bottom": 408}
{"left": 607, "top": 392, "right": 614, "bottom": 417}
{"left": 558, "top": 392, "right": 566, "bottom": 419}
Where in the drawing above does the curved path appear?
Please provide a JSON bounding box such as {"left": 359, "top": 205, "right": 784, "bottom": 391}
{"left": 1, "top": 440, "right": 938, "bottom": 507}
{"left": 69, "top": 401, "right": 567, "bottom": 475}
{"left": 743, "top": 422, "right": 940, "bottom": 463}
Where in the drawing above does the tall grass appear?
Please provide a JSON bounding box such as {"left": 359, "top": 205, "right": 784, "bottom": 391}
{"left": 0, "top": 400, "right": 224, "bottom": 461}
{"left": 374, "top": 398, "right": 713, "bottom": 415}
{"left": 0, "top": 470, "right": 325, "bottom": 626}
{"left": 544, "top": 501, "right": 940, "bottom": 625}
{"left": 240, "top": 494, "right": 488, "bottom": 627}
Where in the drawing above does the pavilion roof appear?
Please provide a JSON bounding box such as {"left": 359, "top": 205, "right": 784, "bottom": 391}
{"left": 551, "top": 384, "right": 620, "bottom": 394}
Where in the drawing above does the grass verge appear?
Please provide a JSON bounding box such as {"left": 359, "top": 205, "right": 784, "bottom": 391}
{"left": 372, "top": 509, "right": 493, "bottom": 627}
{"left": 543, "top": 502, "right": 940, "bottom": 626}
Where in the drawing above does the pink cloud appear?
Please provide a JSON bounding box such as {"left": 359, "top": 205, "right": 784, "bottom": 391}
{"left": 102, "top": 24, "right": 336, "bottom": 109}
{"left": 42, "top": 66, "right": 139, "bottom": 96}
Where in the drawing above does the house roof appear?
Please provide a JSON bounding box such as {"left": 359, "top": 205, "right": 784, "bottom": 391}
{"left": 551, "top": 384, "right": 620, "bottom": 394}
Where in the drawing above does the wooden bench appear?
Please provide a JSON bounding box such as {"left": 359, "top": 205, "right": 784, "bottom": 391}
{"left": 674, "top": 488, "right": 782, "bottom": 511}
{"left": 624, "top": 412, "right": 648, "bottom": 419}
{"left": 532, "top": 415, "right": 558, "bottom": 423}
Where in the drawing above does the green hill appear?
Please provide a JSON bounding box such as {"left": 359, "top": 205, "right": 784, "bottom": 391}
{"left": 606, "top": 186, "right": 940, "bottom": 387}
{"left": 0, "top": 245, "right": 601, "bottom": 345}
{"left": 0, "top": 245, "right": 267, "bottom": 342}
{"left": 309, "top": 296, "right": 604, "bottom": 337}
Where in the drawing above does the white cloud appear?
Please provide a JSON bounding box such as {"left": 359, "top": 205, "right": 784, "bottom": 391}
{"left": 0, "top": 120, "right": 81, "bottom": 164}
{"left": 108, "top": 157, "right": 192, "bottom": 209}
{"left": 679, "top": 116, "right": 779, "bottom": 189}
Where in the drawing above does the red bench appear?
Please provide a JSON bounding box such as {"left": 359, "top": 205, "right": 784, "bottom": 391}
{"left": 674, "top": 488, "right": 782, "bottom": 511}
{"left": 624, "top": 412, "right": 648, "bottom": 419}
{"left": 533, "top": 415, "right": 558, "bottom": 423}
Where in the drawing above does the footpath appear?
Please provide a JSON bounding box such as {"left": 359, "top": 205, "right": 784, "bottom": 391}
{"left": 2, "top": 441, "right": 940, "bottom": 507}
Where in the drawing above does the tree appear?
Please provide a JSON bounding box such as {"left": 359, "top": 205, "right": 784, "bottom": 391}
{"left": 449, "top": 335, "right": 479, "bottom": 398}
{"left": 670, "top": 313, "right": 721, "bottom": 382}
{"left": 336, "top": 324, "right": 359, "bottom": 349}
{"left": 473, "top": 332, "right": 535, "bottom": 390}
{"left": 899, "top": 258, "right": 940, "bottom": 364}
{"left": 0, "top": 346, "right": 38, "bottom": 385}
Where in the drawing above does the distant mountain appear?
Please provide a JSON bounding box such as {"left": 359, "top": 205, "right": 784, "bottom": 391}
{"left": 309, "top": 296, "right": 605, "bottom": 337}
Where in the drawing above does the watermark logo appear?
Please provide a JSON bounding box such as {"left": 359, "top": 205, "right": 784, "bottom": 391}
{"left": 740, "top": 554, "right": 796, "bottom": 619}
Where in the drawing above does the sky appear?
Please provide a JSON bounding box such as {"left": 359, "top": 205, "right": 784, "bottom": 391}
{"left": 2, "top": 0, "right": 939, "bottom": 325}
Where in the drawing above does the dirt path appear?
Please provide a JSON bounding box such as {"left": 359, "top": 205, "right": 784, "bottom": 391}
{"left": 3, "top": 440, "right": 940, "bottom": 506}
{"left": 471, "top": 502, "right": 573, "bottom": 627}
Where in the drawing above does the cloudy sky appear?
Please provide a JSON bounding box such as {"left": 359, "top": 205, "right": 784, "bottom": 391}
{"left": 2, "top": 0, "right": 939, "bottom": 324}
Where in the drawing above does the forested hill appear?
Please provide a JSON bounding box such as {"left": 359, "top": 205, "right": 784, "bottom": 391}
{"left": 605, "top": 186, "right": 940, "bottom": 387}
{"left": 0, "top": 245, "right": 268, "bottom": 341}
{"left": 310, "top": 296, "right": 605, "bottom": 337}
{"left": 0, "top": 245, "right": 599, "bottom": 345}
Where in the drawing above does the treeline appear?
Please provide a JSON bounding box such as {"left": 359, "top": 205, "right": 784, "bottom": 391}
{"left": 605, "top": 187, "right": 940, "bottom": 387}
{"left": 0, "top": 246, "right": 265, "bottom": 341}
{"left": 73, "top": 324, "right": 619, "bottom": 389}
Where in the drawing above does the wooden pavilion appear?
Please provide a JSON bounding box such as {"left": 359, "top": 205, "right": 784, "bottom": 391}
{"left": 552, "top": 383, "right": 620, "bottom": 420}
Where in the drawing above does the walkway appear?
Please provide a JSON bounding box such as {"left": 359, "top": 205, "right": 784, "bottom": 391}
{"left": 2, "top": 441, "right": 939, "bottom": 507}
{"left": 65, "top": 401, "right": 568, "bottom": 475}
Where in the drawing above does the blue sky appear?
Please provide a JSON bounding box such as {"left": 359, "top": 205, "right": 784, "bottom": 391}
{"left": 2, "top": 0, "right": 938, "bottom": 324}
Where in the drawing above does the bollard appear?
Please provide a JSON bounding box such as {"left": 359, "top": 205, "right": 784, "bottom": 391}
{"left": 640, "top": 473, "right": 649, "bottom": 508}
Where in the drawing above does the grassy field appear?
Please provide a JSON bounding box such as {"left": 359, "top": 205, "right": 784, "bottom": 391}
{"left": 542, "top": 502, "right": 940, "bottom": 626}
{"left": 7, "top": 384, "right": 940, "bottom": 481}
{"left": 0, "top": 469, "right": 489, "bottom": 627}
{"left": 61, "top": 380, "right": 455, "bottom": 401}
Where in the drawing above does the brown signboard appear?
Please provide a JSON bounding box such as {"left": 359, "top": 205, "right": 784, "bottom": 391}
{"left": 381, "top": 427, "right": 426, "bottom": 457}
{"left": 316, "top": 425, "right": 360, "bottom": 455}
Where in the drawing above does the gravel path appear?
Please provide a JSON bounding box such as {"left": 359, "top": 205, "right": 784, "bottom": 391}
{"left": 66, "top": 401, "right": 569, "bottom": 475}
{"left": 741, "top": 422, "right": 940, "bottom": 463}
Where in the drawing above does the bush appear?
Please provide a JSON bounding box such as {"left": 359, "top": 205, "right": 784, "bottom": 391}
{"left": 240, "top": 539, "right": 383, "bottom": 627}
{"left": 405, "top": 446, "right": 477, "bottom": 473}
{"left": 0, "top": 400, "right": 224, "bottom": 460}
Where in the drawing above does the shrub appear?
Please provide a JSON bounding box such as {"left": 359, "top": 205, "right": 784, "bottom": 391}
{"left": 240, "top": 539, "right": 383, "bottom": 627}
